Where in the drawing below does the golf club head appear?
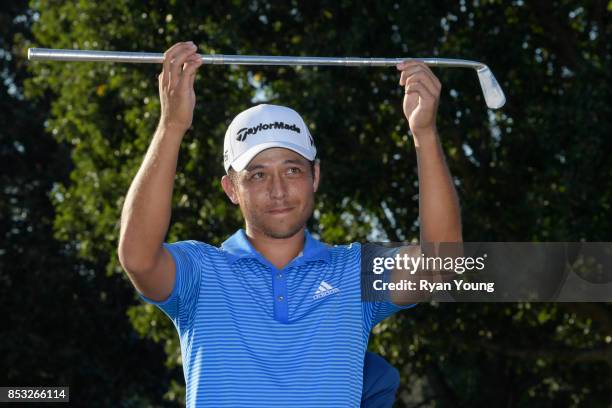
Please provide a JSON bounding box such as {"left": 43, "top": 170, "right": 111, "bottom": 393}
{"left": 477, "top": 66, "right": 506, "bottom": 109}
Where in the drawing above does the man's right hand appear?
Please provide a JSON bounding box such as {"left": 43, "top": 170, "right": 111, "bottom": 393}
{"left": 158, "top": 41, "right": 204, "bottom": 132}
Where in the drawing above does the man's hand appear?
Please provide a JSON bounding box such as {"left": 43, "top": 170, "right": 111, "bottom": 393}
{"left": 397, "top": 60, "right": 442, "bottom": 139}
{"left": 158, "top": 41, "right": 204, "bottom": 132}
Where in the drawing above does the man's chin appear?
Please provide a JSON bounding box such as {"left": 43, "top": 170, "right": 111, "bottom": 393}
{"left": 261, "top": 222, "right": 305, "bottom": 240}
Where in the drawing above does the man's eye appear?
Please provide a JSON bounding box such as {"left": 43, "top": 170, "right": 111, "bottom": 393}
{"left": 251, "top": 172, "right": 265, "bottom": 180}
{"left": 288, "top": 167, "right": 302, "bottom": 174}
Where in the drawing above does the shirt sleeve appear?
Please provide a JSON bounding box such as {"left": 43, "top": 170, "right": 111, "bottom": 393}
{"left": 365, "top": 300, "right": 417, "bottom": 330}
{"left": 138, "top": 240, "right": 203, "bottom": 332}
{"left": 363, "top": 277, "right": 417, "bottom": 331}
{"left": 360, "top": 243, "right": 417, "bottom": 331}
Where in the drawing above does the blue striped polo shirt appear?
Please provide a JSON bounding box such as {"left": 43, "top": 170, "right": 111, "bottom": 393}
{"left": 139, "top": 229, "right": 414, "bottom": 407}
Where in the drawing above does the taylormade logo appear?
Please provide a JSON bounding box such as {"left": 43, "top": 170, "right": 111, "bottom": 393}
{"left": 236, "top": 121, "right": 301, "bottom": 142}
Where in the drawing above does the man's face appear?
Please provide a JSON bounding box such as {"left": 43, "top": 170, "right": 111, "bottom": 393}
{"left": 221, "top": 148, "right": 320, "bottom": 239}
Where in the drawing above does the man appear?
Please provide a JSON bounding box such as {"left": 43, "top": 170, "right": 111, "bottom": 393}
{"left": 118, "top": 41, "right": 461, "bottom": 407}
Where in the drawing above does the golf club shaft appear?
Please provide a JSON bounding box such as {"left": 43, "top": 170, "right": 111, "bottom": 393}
{"left": 28, "top": 48, "right": 484, "bottom": 69}
{"left": 27, "top": 48, "right": 506, "bottom": 109}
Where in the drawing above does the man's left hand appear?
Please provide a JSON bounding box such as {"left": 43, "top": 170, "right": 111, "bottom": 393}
{"left": 397, "top": 61, "right": 441, "bottom": 138}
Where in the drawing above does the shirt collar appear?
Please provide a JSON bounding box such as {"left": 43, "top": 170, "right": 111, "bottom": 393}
{"left": 221, "top": 228, "right": 331, "bottom": 266}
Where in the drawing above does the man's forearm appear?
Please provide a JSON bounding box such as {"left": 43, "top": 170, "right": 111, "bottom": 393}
{"left": 413, "top": 129, "right": 462, "bottom": 243}
{"left": 118, "top": 123, "right": 186, "bottom": 271}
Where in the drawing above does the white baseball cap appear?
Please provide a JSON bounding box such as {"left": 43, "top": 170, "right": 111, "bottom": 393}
{"left": 223, "top": 104, "right": 317, "bottom": 172}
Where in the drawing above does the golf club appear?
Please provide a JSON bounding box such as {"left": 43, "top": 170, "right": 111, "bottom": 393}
{"left": 28, "top": 48, "right": 506, "bottom": 109}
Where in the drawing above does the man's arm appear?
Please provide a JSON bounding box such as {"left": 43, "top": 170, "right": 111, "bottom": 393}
{"left": 117, "top": 41, "right": 203, "bottom": 302}
{"left": 414, "top": 132, "right": 462, "bottom": 242}
{"left": 398, "top": 60, "right": 462, "bottom": 244}
{"left": 385, "top": 61, "right": 463, "bottom": 305}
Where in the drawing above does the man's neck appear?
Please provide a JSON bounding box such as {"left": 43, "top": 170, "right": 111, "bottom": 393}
{"left": 245, "top": 226, "right": 305, "bottom": 270}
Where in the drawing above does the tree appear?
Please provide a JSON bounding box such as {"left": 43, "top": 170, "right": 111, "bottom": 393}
{"left": 1, "top": 2, "right": 175, "bottom": 406}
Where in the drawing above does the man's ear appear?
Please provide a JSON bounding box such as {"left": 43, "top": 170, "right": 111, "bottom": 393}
{"left": 221, "top": 175, "right": 239, "bottom": 205}
{"left": 313, "top": 160, "right": 321, "bottom": 193}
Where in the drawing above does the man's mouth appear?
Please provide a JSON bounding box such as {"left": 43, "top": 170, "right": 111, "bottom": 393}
{"left": 267, "top": 207, "right": 294, "bottom": 215}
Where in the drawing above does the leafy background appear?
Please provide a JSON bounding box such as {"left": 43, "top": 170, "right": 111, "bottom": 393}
{"left": 1, "top": 0, "right": 611, "bottom": 406}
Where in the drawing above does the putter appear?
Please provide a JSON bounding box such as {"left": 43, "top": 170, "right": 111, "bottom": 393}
{"left": 28, "top": 48, "right": 506, "bottom": 109}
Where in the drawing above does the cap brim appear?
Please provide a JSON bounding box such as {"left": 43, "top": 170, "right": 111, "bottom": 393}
{"left": 228, "top": 141, "right": 316, "bottom": 172}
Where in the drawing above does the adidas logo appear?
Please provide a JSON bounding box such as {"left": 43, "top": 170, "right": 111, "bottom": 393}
{"left": 312, "top": 280, "right": 340, "bottom": 300}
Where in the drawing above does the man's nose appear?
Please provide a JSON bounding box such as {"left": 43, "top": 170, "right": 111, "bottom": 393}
{"left": 269, "top": 174, "right": 288, "bottom": 200}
